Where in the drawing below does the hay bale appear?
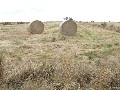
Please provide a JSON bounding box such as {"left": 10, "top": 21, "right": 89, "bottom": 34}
{"left": 60, "top": 20, "right": 77, "bottom": 36}
{"left": 28, "top": 20, "right": 44, "bottom": 34}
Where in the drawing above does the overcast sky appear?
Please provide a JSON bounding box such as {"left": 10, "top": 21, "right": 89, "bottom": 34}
{"left": 0, "top": 0, "right": 120, "bottom": 22}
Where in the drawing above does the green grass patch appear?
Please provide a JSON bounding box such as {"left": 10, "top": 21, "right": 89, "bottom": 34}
{"left": 16, "top": 56, "right": 22, "bottom": 61}
{"left": 85, "top": 51, "right": 97, "bottom": 60}
{"left": 0, "top": 27, "right": 10, "bottom": 30}
{"left": 114, "top": 42, "right": 119, "bottom": 46}
{"left": 97, "top": 47, "right": 120, "bottom": 58}
{"left": 105, "top": 44, "right": 113, "bottom": 48}
{"left": 84, "top": 30, "right": 98, "bottom": 42}
{"left": 13, "top": 40, "right": 23, "bottom": 45}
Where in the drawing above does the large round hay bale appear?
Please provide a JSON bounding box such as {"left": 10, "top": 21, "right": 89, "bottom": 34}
{"left": 60, "top": 20, "right": 77, "bottom": 36}
{"left": 28, "top": 20, "right": 44, "bottom": 34}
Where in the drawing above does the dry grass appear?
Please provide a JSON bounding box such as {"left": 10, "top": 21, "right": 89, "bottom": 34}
{"left": 0, "top": 22, "right": 120, "bottom": 90}
{"left": 91, "top": 22, "right": 120, "bottom": 33}
{"left": 0, "top": 51, "right": 4, "bottom": 85}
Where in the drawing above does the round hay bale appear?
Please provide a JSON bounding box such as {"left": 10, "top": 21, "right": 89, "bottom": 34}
{"left": 60, "top": 20, "right": 77, "bottom": 36}
{"left": 28, "top": 20, "right": 44, "bottom": 34}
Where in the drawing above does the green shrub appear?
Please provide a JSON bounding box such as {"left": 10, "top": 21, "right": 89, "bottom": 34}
{"left": 101, "top": 22, "right": 107, "bottom": 28}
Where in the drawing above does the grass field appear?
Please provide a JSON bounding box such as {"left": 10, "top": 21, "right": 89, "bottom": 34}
{"left": 0, "top": 22, "right": 120, "bottom": 90}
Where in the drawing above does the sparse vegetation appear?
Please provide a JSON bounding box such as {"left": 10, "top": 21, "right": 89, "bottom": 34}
{"left": 85, "top": 51, "right": 97, "bottom": 60}
{"left": 114, "top": 42, "right": 119, "bottom": 46}
{"left": 106, "top": 43, "right": 113, "bottom": 48}
{"left": 101, "top": 22, "right": 107, "bottom": 28}
{"left": 0, "top": 27, "right": 9, "bottom": 30}
{"left": 13, "top": 40, "right": 23, "bottom": 45}
{"left": 16, "top": 56, "right": 22, "bottom": 61}
{"left": 0, "top": 22, "right": 120, "bottom": 90}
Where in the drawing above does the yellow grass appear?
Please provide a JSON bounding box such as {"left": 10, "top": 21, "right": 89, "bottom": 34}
{"left": 0, "top": 22, "right": 120, "bottom": 90}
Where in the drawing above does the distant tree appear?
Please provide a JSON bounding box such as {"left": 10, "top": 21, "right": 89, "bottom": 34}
{"left": 69, "top": 17, "right": 73, "bottom": 21}
{"left": 19, "top": 21, "right": 24, "bottom": 24}
{"left": 64, "top": 17, "right": 68, "bottom": 20}
{"left": 3, "top": 22, "right": 11, "bottom": 25}
{"left": 63, "top": 17, "right": 74, "bottom": 21}
{"left": 101, "top": 22, "right": 107, "bottom": 28}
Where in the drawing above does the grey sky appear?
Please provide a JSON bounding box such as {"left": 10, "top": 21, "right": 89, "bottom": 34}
{"left": 0, "top": 0, "right": 120, "bottom": 22}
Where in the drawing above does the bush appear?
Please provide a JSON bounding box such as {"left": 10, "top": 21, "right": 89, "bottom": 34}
{"left": 101, "top": 22, "right": 107, "bottom": 28}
